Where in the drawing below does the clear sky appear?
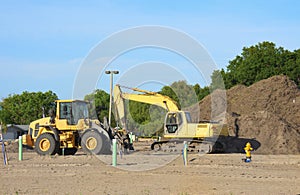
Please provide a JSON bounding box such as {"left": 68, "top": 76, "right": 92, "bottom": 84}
{"left": 1, "top": 0, "right": 300, "bottom": 100}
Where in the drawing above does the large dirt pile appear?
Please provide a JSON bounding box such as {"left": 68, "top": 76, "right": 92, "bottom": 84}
{"left": 191, "top": 75, "right": 300, "bottom": 154}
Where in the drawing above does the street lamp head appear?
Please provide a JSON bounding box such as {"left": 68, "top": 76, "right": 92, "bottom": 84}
{"left": 105, "top": 70, "right": 119, "bottom": 74}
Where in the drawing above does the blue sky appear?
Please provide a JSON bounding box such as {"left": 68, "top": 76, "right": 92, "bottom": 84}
{"left": 1, "top": 0, "right": 300, "bottom": 99}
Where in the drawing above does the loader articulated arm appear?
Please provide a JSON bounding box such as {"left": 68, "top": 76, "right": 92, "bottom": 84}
{"left": 113, "top": 84, "right": 180, "bottom": 129}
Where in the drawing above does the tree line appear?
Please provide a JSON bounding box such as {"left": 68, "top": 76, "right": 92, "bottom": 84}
{"left": 0, "top": 91, "right": 58, "bottom": 125}
{"left": 211, "top": 41, "right": 300, "bottom": 90}
{"left": 1, "top": 41, "right": 299, "bottom": 134}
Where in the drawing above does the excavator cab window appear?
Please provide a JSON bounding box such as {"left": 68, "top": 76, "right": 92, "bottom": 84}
{"left": 185, "top": 112, "right": 192, "bottom": 123}
{"left": 166, "top": 113, "right": 180, "bottom": 133}
{"left": 167, "top": 113, "right": 177, "bottom": 124}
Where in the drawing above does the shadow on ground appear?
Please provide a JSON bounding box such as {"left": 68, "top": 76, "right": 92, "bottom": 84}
{"left": 220, "top": 136, "right": 261, "bottom": 153}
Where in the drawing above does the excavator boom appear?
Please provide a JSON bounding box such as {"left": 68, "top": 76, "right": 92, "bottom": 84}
{"left": 113, "top": 84, "right": 180, "bottom": 129}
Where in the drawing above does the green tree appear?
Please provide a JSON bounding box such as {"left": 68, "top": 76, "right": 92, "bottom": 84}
{"left": 0, "top": 91, "right": 58, "bottom": 124}
{"left": 159, "top": 86, "right": 179, "bottom": 106}
{"left": 128, "top": 101, "right": 150, "bottom": 124}
{"left": 282, "top": 49, "right": 300, "bottom": 87}
{"left": 160, "top": 80, "right": 198, "bottom": 109}
{"left": 224, "top": 41, "right": 298, "bottom": 88}
{"left": 210, "top": 69, "right": 226, "bottom": 91}
{"left": 193, "top": 83, "right": 210, "bottom": 101}
{"left": 197, "top": 86, "right": 210, "bottom": 100}
{"left": 193, "top": 83, "right": 201, "bottom": 97}
{"left": 84, "top": 89, "right": 116, "bottom": 126}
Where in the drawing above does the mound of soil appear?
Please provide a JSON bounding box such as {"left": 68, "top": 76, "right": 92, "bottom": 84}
{"left": 192, "top": 75, "right": 300, "bottom": 154}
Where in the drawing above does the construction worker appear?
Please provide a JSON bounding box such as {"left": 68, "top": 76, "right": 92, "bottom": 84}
{"left": 128, "top": 132, "right": 134, "bottom": 150}
{"left": 244, "top": 142, "right": 253, "bottom": 162}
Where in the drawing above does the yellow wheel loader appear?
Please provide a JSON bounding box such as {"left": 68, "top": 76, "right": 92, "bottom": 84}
{"left": 23, "top": 99, "right": 129, "bottom": 155}
{"left": 113, "top": 85, "right": 229, "bottom": 153}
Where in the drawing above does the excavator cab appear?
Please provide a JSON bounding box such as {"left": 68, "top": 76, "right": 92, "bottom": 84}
{"left": 165, "top": 113, "right": 181, "bottom": 133}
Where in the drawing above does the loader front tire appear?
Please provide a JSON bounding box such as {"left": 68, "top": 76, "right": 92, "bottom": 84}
{"left": 35, "top": 133, "right": 57, "bottom": 155}
{"left": 81, "top": 130, "right": 103, "bottom": 155}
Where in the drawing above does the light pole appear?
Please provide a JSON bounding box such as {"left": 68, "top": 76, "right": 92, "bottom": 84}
{"left": 105, "top": 70, "right": 119, "bottom": 127}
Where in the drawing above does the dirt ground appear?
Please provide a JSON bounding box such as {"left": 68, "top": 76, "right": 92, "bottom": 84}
{"left": 1, "top": 75, "right": 299, "bottom": 194}
{"left": 1, "top": 142, "right": 299, "bottom": 195}
{"left": 192, "top": 75, "right": 300, "bottom": 155}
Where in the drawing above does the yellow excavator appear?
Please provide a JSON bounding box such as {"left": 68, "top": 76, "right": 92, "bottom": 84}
{"left": 22, "top": 99, "right": 130, "bottom": 155}
{"left": 113, "top": 85, "right": 229, "bottom": 153}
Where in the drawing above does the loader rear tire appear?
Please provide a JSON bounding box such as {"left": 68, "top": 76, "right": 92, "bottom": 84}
{"left": 81, "top": 130, "right": 103, "bottom": 155}
{"left": 35, "top": 133, "right": 57, "bottom": 155}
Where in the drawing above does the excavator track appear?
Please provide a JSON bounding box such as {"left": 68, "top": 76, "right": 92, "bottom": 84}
{"left": 151, "top": 138, "right": 226, "bottom": 154}
{"left": 151, "top": 140, "right": 182, "bottom": 153}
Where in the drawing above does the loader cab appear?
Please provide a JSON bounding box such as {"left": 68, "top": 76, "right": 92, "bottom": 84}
{"left": 57, "top": 100, "right": 89, "bottom": 125}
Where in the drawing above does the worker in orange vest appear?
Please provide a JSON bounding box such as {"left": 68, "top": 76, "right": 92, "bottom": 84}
{"left": 244, "top": 142, "right": 253, "bottom": 162}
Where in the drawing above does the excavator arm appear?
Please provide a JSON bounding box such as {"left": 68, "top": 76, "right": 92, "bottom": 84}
{"left": 113, "top": 85, "right": 127, "bottom": 130}
{"left": 113, "top": 84, "right": 180, "bottom": 129}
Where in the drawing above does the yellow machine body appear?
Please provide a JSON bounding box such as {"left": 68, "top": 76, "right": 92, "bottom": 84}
{"left": 163, "top": 111, "right": 229, "bottom": 139}
{"left": 22, "top": 99, "right": 113, "bottom": 155}
{"left": 113, "top": 85, "right": 229, "bottom": 142}
{"left": 23, "top": 100, "right": 90, "bottom": 149}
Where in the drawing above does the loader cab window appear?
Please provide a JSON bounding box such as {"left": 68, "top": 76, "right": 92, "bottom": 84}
{"left": 33, "top": 123, "right": 39, "bottom": 137}
{"left": 59, "top": 101, "right": 89, "bottom": 125}
{"left": 60, "top": 102, "right": 71, "bottom": 119}
{"left": 28, "top": 128, "right": 33, "bottom": 136}
{"left": 72, "top": 101, "right": 89, "bottom": 124}
{"left": 59, "top": 102, "right": 75, "bottom": 125}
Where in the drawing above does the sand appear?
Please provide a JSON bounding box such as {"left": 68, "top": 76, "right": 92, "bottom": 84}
{"left": 0, "top": 147, "right": 299, "bottom": 195}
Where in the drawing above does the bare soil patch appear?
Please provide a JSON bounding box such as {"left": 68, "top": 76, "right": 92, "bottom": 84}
{"left": 190, "top": 75, "right": 300, "bottom": 154}
{"left": 0, "top": 149, "right": 299, "bottom": 195}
